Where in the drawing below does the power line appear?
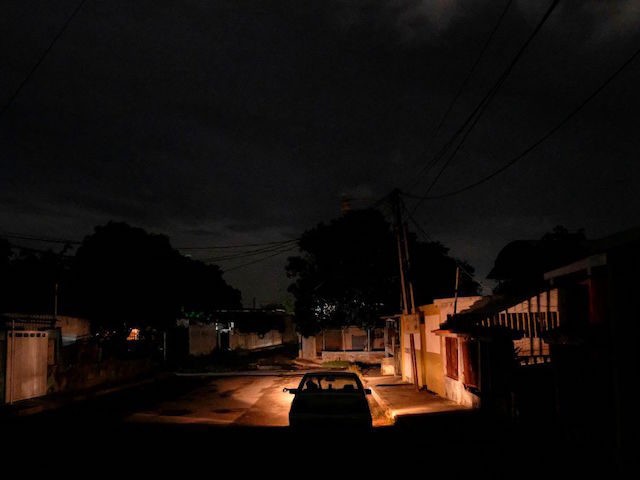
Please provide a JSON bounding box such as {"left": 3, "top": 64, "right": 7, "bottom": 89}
{"left": 221, "top": 245, "right": 298, "bottom": 273}
{"left": 0, "top": 230, "right": 300, "bottom": 251}
{"left": 401, "top": 202, "right": 486, "bottom": 290}
{"left": 193, "top": 242, "right": 300, "bottom": 263}
{"left": 0, "top": 0, "right": 90, "bottom": 118}
{"left": 406, "top": 0, "right": 515, "bottom": 191}
{"left": 409, "top": 0, "right": 560, "bottom": 214}
{"left": 177, "top": 238, "right": 298, "bottom": 250}
{"left": 403, "top": 41, "right": 640, "bottom": 201}
{"left": 0, "top": 232, "right": 81, "bottom": 245}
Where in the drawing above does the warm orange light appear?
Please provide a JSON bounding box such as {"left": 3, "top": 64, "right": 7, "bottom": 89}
{"left": 127, "top": 328, "right": 140, "bottom": 341}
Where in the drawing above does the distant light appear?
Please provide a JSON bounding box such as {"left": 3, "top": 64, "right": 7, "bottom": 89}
{"left": 127, "top": 328, "right": 140, "bottom": 341}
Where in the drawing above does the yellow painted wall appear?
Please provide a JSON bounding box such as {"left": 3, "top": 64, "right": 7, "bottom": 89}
{"left": 425, "top": 351, "right": 445, "bottom": 396}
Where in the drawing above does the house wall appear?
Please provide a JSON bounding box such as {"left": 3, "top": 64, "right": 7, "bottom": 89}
{"left": 230, "top": 329, "right": 283, "bottom": 350}
{"left": 55, "top": 316, "right": 91, "bottom": 346}
{"left": 282, "top": 316, "right": 297, "bottom": 344}
{"left": 188, "top": 324, "right": 217, "bottom": 356}
{"left": 415, "top": 297, "right": 483, "bottom": 393}
{"left": 442, "top": 336, "right": 481, "bottom": 408}
{"left": 299, "top": 335, "right": 318, "bottom": 360}
{"left": 425, "top": 350, "right": 444, "bottom": 397}
{"left": 321, "top": 350, "right": 384, "bottom": 364}
{"left": 0, "top": 331, "right": 5, "bottom": 402}
{"left": 321, "top": 327, "right": 384, "bottom": 352}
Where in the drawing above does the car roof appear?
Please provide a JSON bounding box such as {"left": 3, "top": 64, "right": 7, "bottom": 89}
{"left": 303, "top": 371, "right": 359, "bottom": 378}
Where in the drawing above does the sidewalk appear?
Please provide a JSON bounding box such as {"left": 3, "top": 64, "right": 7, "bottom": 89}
{"left": 364, "top": 375, "right": 471, "bottom": 423}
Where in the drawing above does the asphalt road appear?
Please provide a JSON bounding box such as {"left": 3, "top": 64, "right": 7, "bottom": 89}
{"left": 127, "top": 374, "right": 301, "bottom": 427}
{"left": 5, "top": 374, "right": 616, "bottom": 475}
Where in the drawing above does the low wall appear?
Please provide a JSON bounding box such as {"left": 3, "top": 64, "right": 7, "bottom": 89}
{"left": 443, "top": 376, "right": 481, "bottom": 408}
{"left": 189, "top": 324, "right": 217, "bottom": 356}
{"left": 321, "top": 350, "right": 384, "bottom": 364}
{"left": 231, "top": 329, "right": 283, "bottom": 350}
{"left": 299, "top": 335, "right": 318, "bottom": 360}
{"left": 49, "top": 357, "right": 154, "bottom": 394}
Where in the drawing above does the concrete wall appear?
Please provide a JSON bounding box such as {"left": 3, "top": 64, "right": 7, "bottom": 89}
{"left": 321, "top": 350, "right": 384, "bottom": 364}
{"left": 55, "top": 316, "right": 91, "bottom": 345}
{"left": 321, "top": 327, "right": 384, "bottom": 351}
{"left": 282, "top": 316, "right": 297, "bottom": 344}
{"left": 230, "top": 329, "right": 283, "bottom": 350}
{"left": 299, "top": 335, "right": 318, "bottom": 360}
{"left": 188, "top": 324, "right": 217, "bottom": 356}
{"left": 50, "top": 357, "right": 153, "bottom": 393}
{"left": 444, "top": 374, "right": 481, "bottom": 407}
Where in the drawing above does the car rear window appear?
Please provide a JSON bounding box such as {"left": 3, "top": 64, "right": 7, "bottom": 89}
{"left": 301, "top": 375, "right": 360, "bottom": 392}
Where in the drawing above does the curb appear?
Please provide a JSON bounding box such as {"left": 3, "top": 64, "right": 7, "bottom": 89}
{"left": 362, "top": 378, "right": 395, "bottom": 423}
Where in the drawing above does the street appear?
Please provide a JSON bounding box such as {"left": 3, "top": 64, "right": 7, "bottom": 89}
{"left": 4, "top": 373, "right": 610, "bottom": 476}
{"left": 127, "top": 374, "right": 302, "bottom": 427}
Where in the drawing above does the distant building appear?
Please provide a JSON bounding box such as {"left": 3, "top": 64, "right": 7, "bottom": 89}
{"left": 298, "top": 321, "right": 386, "bottom": 365}
{"left": 175, "top": 308, "right": 295, "bottom": 357}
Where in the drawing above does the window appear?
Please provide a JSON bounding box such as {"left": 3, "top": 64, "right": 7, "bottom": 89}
{"left": 445, "top": 337, "right": 459, "bottom": 380}
{"left": 461, "top": 340, "right": 479, "bottom": 389}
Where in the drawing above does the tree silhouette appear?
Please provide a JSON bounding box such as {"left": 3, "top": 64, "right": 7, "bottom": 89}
{"left": 286, "top": 209, "right": 480, "bottom": 336}
{"left": 489, "top": 225, "right": 588, "bottom": 296}
{"left": 67, "top": 222, "right": 241, "bottom": 331}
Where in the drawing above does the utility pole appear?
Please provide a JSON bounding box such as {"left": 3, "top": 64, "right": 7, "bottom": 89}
{"left": 391, "top": 189, "right": 414, "bottom": 315}
{"left": 453, "top": 266, "right": 460, "bottom": 317}
{"left": 392, "top": 189, "right": 421, "bottom": 388}
{"left": 402, "top": 221, "right": 416, "bottom": 314}
{"left": 54, "top": 282, "right": 58, "bottom": 319}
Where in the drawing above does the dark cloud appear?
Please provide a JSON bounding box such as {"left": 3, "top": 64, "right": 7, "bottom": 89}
{"left": 2, "top": 0, "right": 639, "bottom": 304}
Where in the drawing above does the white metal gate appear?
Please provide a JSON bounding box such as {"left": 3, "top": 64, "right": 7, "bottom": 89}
{"left": 5, "top": 330, "right": 48, "bottom": 403}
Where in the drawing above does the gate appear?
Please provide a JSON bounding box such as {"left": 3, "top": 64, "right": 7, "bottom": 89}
{"left": 5, "top": 330, "right": 48, "bottom": 403}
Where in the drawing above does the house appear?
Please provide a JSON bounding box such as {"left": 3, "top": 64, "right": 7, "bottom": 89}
{"left": 397, "top": 288, "right": 567, "bottom": 410}
{"left": 400, "top": 296, "right": 482, "bottom": 392}
{"left": 540, "top": 228, "right": 640, "bottom": 455}
{"left": 175, "top": 308, "right": 296, "bottom": 357}
{"left": 0, "top": 313, "right": 90, "bottom": 403}
{"left": 216, "top": 308, "right": 296, "bottom": 351}
{"left": 298, "top": 322, "right": 386, "bottom": 364}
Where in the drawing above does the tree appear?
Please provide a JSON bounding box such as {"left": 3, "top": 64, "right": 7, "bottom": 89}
{"left": 489, "top": 225, "right": 588, "bottom": 296}
{"left": 67, "top": 222, "right": 241, "bottom": 332}
{"left": 286, "top": 209, "right": 480, "bottom": 336}
{"left": 1, "top": 243, "right": 70, "bottom": 315}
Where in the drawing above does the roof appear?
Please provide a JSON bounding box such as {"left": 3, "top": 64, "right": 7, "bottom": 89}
{"left": 434, "top": 325, "right": 521, "bottom": 340}
{"left": 438, "top": 293, "right": 539, "bottom": 338}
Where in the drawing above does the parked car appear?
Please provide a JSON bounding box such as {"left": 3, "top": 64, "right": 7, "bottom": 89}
{"left": 284, "top": 371, "right": 373, "bottom": 429}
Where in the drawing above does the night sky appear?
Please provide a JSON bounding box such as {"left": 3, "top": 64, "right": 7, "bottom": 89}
{"left": 2, "top": 1, "right": 639, "bottom": 305}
